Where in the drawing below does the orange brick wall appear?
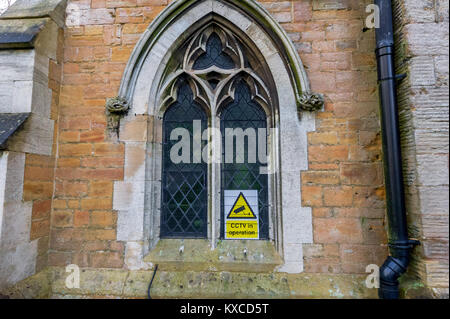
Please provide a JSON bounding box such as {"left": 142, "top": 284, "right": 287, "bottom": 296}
{"left": 50, "top": 0, "right": 388, "bottom": 273}
{"left": 292, "top": 1, "right": 389, "bottom": 274}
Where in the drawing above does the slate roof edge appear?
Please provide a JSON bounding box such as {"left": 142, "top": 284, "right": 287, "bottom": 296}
{"left": 0, "top": 113, "right": 31, "bottom": 150}
{"left": 0, "top": 0, "right": 67, "bottom": 49}
{"left": 0, "top": 17, "right": 49, "bottom": 49}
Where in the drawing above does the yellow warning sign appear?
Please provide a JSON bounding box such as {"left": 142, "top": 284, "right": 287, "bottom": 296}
{"left": 224, "top": 190, "right": 259, "bottom": 240}
{"left": 225, "top": 221, "right": 258, "bottom": 239}
{"left": 227, "top": 193, "right": 257, "bottom": 219}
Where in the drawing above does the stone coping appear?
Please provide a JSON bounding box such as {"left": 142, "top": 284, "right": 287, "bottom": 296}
{"left": 0, "top": 17, "right": 49, "bottom": 49}
{"left": 4, "top": 266, "right": 439, "bottom": 299}
{"left": 1, "top": 267, "right": 380, "bottom": 299}
{"left": 0, "top": 0, "right": 67, "bottom": 28}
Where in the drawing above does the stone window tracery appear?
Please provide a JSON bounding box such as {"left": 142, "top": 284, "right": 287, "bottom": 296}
{"left": 159, "top": 23, "right": 273, "bottom": 240}
{"left": 159, "top": 24, "right": 272, "bottom": 116}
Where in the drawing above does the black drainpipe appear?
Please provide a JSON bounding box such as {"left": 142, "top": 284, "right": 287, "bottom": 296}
{"left": 374, "top": 0, "right": 419, "bottom": 299}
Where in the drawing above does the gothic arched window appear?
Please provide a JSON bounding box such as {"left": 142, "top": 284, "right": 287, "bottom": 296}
{"left": 113, "top": 0, "right": 322, "bottom": 272}
{"left": 159, "top": 24, "right": 273, "bottom": 240}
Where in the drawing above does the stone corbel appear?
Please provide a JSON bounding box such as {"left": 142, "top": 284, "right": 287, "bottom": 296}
{"left": 106, "top": 96, "right": 130, "bottom": 132}
{"left": 297, "top": 92, "right": 325, "bottom": 112}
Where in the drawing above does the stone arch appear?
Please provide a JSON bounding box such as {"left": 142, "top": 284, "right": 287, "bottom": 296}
{"left": 111, "top": 0, "right": 323, "bottom": 273}
{"left": 115, "top": 0, "right": 323, "bottom": 112}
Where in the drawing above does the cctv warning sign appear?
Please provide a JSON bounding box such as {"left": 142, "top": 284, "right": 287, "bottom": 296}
{"left": 226, "top": 221, "right": 258, "bottom": 239}
{"left": 224, "top": 190, "right": 259, "bottom": 240}
{"left": 227, "top": 193, "right": 257, "bottom": 219}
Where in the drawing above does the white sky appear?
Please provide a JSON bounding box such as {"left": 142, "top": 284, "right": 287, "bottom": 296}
{"left": 0, "top": 0, "right": 17, "bottom": 14}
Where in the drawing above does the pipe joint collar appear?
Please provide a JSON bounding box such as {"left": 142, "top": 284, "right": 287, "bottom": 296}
{"left": 375, "top": 45, "right": 394, "bottom": 57}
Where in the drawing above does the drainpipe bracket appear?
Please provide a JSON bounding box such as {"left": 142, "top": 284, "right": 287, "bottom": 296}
{"left": 388, "top": 239, "right": 420, "bottom": 258}
{"left": 388, "top": 239, "right": 421, "bottom": 249}
{"left": 395, "top": 73, "right": 407, "bottom": 82}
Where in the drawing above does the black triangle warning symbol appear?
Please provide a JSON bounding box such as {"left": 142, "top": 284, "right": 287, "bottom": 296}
{"left": 227, "top": 193, "right": 257, "bottom": 219}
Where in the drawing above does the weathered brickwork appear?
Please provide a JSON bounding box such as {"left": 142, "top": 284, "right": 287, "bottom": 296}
{"left": 48, "top": 0, "right": 388, "bottom": 276}
{"left": 392, "top": 0, "right": 449, "bottom": 295}
{"left": 295, "top": 1, "right": 388, "bottom": 274}
{"left": 50, "top": 0, "right": 164, "bottom": 268}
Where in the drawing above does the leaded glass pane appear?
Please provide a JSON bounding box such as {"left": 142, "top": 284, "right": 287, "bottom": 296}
{"left": 161, "top": 80, "right": 208, "bottom": 238}
{"left": 220, "top": 80, "right": 269, "bottom": 239}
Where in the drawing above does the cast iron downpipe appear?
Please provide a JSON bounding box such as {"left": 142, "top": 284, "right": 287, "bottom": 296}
{"left": 374, "top": 0, "right": 419, "bottom": 299}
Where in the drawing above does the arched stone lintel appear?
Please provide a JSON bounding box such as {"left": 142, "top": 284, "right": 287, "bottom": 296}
{"left": 116, "top": 0, "right": 323, "bottom": 112}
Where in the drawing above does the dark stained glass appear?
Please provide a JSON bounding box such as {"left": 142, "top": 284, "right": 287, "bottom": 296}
{"left": 160, "top": 79, "right": 208, "bottom": 238}
{"left": 220, "top": 80, "right": 269, "bottom": 239}
{"left": 193, "top": 33, "right": 235, "bottom": 70}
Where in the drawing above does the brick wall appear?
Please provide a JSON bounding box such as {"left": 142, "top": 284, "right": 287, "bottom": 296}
{"left": 50, "top": 0, "right": 159, "bottom": 268}
{"left": 293, "top": 1, "right": 389, "bottom": 274}
{"left": 50, "top": 0, "right": 388, "bottom": 274}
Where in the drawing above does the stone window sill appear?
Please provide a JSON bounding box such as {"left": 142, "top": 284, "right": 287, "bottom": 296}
{"left": 143, "top": 239, "right": 282, "bottom": 273}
